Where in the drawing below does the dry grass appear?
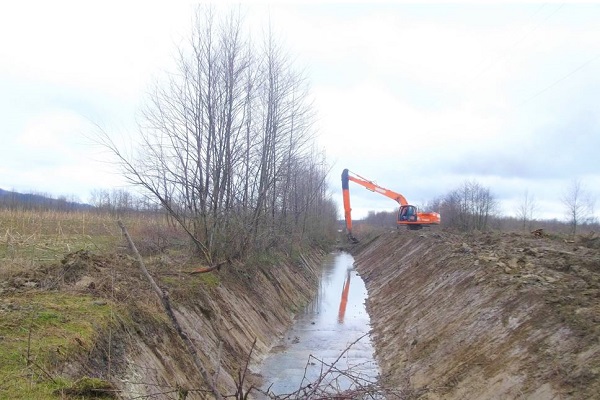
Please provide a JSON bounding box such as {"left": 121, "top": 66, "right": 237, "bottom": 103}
{"left": 0, "top": 209, "right": 179, "bottom": 268}
{"left": 0, "top": 208, "right": 182, "bottom": 399}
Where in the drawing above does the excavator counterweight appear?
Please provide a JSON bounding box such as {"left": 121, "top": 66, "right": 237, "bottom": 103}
{"left": 341, "top": 169, "right": 440, "bottom": 241}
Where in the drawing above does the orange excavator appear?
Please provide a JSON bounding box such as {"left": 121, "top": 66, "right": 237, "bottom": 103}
{"left": 337, "top": 268, "right": 352, "bottom": 324}
{"left": 341, "top": 168, "right": 440, "bottom": 242}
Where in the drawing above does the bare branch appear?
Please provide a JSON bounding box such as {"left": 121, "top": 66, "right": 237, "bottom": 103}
{"left": 118, "top": 220, "right": 223, "bottom": 400}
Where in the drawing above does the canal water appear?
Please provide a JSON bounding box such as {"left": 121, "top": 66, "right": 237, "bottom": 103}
{"left": 258, "top": 252, "right": 379, "bottom": 396}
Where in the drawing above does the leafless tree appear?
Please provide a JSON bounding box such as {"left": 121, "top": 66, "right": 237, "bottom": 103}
{"left": 516, "top": 189, "right": 537, "bottom": 230}
{"left": 90, "top": 188, "right": 139, "bottom": 215}
{"left": 363, "top": 210, "right": 397, "bottom": 228}
{"left": 562, "top": 179, "right": 596, "bottom": 235}
{"left": 440, "top": 180, "right": 498, "bottom": 232}
{"left": 96, "top": 6, "right": 337, "bottom": 264}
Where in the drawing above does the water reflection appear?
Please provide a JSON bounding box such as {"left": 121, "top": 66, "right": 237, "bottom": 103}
{"left": 258, "top": 252, "right": 379, "bottom": 396}
{"left": 337, "top": 268, "right": 352, "bottom": 324}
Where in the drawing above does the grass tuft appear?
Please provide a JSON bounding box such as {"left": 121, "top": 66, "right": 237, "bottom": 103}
{"left": 0, "top": 293, "right": 114, "bottom": 399}
{"left": 57, "top": 376, "right": 117, "bottom": 398}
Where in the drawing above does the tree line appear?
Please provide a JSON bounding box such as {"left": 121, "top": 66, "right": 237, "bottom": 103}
{"left": 363, "top": 178, "right": 598, "bottom": 235}
{"left": 89, "top": 188, "right": 159, "bottom": 214}
{"left": 0, "top": 188, "right": 90, "bottom": 212}
{"left": 0, "top": 187, "right": 160, "bottom": 214}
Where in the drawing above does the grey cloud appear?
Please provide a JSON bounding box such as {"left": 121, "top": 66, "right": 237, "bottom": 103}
{"left": 448, "top": 111, "right": 600, "bottom": 180}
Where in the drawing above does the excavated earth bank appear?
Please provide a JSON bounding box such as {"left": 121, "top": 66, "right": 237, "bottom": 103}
{"left": 354, "top": 230, "right": 600, "bottom": 399}
{"left": 4, "top": 249, "right": 324, "bottom": 399}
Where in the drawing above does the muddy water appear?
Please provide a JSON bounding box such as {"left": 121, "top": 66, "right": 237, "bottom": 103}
{"left": 258, "top": 252, "right": 379, "bottom": 395}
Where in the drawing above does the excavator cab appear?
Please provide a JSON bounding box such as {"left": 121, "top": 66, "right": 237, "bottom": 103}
{"left": 398, "top": 205, "right": 418, "bottom": 222}
{"left": 399, "top": 205, "right": 426, "bottom": 230}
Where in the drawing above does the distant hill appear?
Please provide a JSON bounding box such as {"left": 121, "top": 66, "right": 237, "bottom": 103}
{"left": 0, "top": 188, "right": 93, "bottom": 211}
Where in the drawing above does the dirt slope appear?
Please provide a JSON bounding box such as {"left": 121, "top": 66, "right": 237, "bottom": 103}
{"left": 2, "top": 249, "right": 323, "bottom": 398}
{"left": 354, "top": 230, "right": 600, "bottom": 399}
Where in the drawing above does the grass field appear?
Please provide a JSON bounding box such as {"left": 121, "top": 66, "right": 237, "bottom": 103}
{"left": 0, "top": 209, "right": 177, "bottom": 263}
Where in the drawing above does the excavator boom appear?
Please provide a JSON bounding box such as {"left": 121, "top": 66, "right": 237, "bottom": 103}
{"left": 343, "top": 170, "right": 409, "bottom": 206}
{"left": 341, "top": 168, "right": 440, "bottom": 240}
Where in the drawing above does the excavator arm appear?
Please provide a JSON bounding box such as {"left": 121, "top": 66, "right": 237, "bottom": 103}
{"left": 341, "top": 169, "right": 358, "bottom": 242}
{"left": 341, "top": 168, "right": 440, "bottom": 241}
{"left": 343, "top": 169, "right": 409, "bottom": 206}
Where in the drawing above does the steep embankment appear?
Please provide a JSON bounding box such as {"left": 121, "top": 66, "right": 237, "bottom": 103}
{"left": 354, "top": 230, "right": 600, "bottom": 399}
{"left": 2, "top": 249, "right": 323, "bottom": 398}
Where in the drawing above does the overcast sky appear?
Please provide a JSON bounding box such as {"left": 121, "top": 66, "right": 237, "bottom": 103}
{"left": 1, "top": 1, "right": 599, "bottom": 220}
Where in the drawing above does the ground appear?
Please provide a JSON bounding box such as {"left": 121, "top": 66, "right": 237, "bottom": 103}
{"left": 1, "top": 214, "right": 322, "bottom": 399}
{"left": 353, "top": 229, "right": 600, "bottom": 399}
{"left": 3, "top": 209, "right": 599, "bottom": 398}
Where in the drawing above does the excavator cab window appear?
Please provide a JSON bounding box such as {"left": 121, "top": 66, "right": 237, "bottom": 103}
{"left": 398, "top": 205, "right": 417, "bottom": 222}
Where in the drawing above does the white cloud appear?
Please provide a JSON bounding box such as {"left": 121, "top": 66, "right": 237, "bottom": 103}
{"left": 1, "top": 109, "right": 129, "bottom": 200}
{"left": 1, "top": 2, "right": 599, "bottom": 222}
{"left": 302, "top": 4, "right": 600, "bottom": 220}
{"left": 0, "top": 1, "right": 191, "bottom": 100}
{"left": 17, "top": 110, "right": 86, "bottom": 149}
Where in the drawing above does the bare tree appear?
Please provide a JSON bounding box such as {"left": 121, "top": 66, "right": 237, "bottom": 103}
{"left": 363, "top": 210, "right": 397, "bottom": 228}
{"left": 90, "top": 188, "right": 139, "bottom": 215}
{"left": 96, "top": 6, "right": 337, "bottom": 264}
{"left": 516, "top": 189, "right": 537, "bottom": 230}
{"left": 441, "top": 180, "right": 498, "bottom": 232}
{"left": 562, "top": 179, "right": 595, "bottom": 235}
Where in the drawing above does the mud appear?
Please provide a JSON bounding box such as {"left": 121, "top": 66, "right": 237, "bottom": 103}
{"left": 354, "top": 230, "right": 600, "bottom": 399}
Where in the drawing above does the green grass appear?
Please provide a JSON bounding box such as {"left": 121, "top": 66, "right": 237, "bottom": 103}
{"left": 196, "top": 272, "right": 220, "bottom": 288}
{"left": 59, "top": 376, "right": 116, "bottom": 398}
{"left": 0, "top": 292, "right": 115, "bottom": 399}
{"left": 162, "top": 271, "right": 221, "bottom": 292}
{"left": 0, "top": 208, "right": 207, "bottom": 397}
{"left": 247, "top": 250, "right": 284, "bottom": 268}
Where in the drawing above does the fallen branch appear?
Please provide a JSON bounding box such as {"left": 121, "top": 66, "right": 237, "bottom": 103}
{"left": 117, "top": 220, "right": 222, "bottom": 400}
{"left": 234, "top": 337, "right": 257, "bottom": 400}
{"left": 190, "top": 260, "right": 228, "bottom": 274}
{"left": 302, "top": 333, "right": 369, "bottom": 399}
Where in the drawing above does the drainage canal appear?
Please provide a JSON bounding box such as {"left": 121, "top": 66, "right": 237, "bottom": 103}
{"left": 258, "top": 252, "right": 379, "bottom": 396}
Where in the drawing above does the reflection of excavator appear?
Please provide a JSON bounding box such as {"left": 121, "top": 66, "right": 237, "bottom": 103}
{"left": 337, "top": 269, "right": 352, "bottom": 324}
{"left": 342, "top": 169, "right": 441, "bottom": 242}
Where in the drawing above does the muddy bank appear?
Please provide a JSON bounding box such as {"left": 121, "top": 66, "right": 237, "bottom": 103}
{"left": 354, "top": 230, "right": 600, "bottom": 399}
{"left": 5, "top": 249, "right": 324, "bottom": 398}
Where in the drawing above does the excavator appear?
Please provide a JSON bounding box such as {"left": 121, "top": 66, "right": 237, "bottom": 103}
{"left": 341, "top": 168, "right": 440, "bottom": 242}
{"left": 337, "top": 268, "right": 352, "bottom": 324}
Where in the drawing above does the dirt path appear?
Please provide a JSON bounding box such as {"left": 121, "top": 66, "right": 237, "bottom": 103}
{"left": 354, "top": 230, "right": 600, "bottom": 399}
